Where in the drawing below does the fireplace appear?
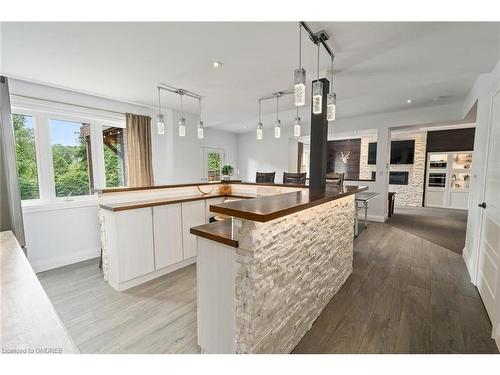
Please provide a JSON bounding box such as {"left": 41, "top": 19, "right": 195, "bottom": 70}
{"left": 389, "top": 171, "right": 409, "bottom": 185}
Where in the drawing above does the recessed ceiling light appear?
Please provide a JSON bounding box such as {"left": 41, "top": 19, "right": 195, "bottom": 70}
{"left": 407, "top": 99, "right": 414, "bottom": 104}
{"left": 212, "top": 61, "right": 222, "bottom": 69}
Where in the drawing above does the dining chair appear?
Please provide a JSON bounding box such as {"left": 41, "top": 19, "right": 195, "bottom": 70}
{"left": 256, "top": 171, "right": 276, "bottom": 183}
{"left": 326, "top": 172, "right": 345, "bottom": 187}
{"left": 282, "top": 172, "right": 307, "bottom": 185}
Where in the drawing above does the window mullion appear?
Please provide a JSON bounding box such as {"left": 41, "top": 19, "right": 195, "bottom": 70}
{"left": 34, "top": 113, "right": 56, "bottom": 201}
{"left": 90, "top": 122, "right": 105, "bottom": 190}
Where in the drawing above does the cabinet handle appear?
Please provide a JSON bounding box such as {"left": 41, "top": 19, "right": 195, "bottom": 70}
{"left": 478, "top": 202, "right": 486, "bottom": 209}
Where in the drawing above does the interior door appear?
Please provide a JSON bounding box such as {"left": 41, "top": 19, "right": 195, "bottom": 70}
{"left": 201, "top": 148, "right": 225, "bottom": 182}
{"left": 476, "top": 86, "right": 500, "bottom": 345}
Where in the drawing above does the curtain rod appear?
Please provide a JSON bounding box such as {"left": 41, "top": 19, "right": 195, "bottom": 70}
{"left": 11, "top": 94, "right": 127, "bottom": 116}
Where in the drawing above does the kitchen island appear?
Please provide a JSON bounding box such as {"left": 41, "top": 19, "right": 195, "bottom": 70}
{"left": 190, "top": 184, "right": 367, "bottom": 353}
{"left": 97, "top": 182, "right": 304, "bottom": 291}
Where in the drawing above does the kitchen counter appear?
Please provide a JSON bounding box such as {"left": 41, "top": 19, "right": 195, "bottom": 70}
{"left": 192, "top": 185, "right": 365, "bottom": 353}
{"left": 0, "top": 231, "right": 78, "bottom": 354}
{"left": 100, "top": 193, "right": 253, "bottom": 212}
{"left": 209, "top": 185, "right": 367, "bottom": 222}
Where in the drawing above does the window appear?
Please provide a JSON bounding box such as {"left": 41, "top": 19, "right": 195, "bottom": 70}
{"left": 202, "top": 148, "right": 225, "bottom": 182}
{"left": 13, "top": 114, "right": 40, "bottom": 200}
{"left": 102, "top": 126, "right": 127, "bottom": 187}
{"left": 49, "top": 119, "right": 91, "bottom": 197}
{"left": 207, "top": 151, "right": 222, "bottom": 181}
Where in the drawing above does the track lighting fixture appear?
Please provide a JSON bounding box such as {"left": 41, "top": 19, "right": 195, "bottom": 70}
{"left": 156, "top": 84, "right": 203, "bottom": 138}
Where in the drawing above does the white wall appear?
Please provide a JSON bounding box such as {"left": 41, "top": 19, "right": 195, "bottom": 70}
{"left": 170, "top": 110, "right": 238, "bottom": 183}
{"left": 236, "top": 126, "right": 299, "bottom": 183}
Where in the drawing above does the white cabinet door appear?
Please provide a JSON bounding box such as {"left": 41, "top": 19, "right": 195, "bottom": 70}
{"left": 115, "top": 208, "right": 155, "bottom": 282}
{"left": 205, "top": 197, "right": 225, "bottom": 223}
{"left": 153, "top": 204, "right": 183, "bottom": 269}
{"left": 182, "top": 200, "right": 206, "bottom": 259}
{"left": 477, "top": 87, "right": 500, "bottom": 330}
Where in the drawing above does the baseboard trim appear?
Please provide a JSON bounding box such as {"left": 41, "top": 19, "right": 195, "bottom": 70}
{"left": 494, "top": 323, "right": 500, "bottom": 351}
{"left": 110, "top": 256, "right": 196, "bottom": 292}
{"left": 30, "top": 247, "right": 100, "bottom": 273}
{"left": 462, "top": 246, "right": 476, "bottom": 285}
{"left": 366, "top": 214, "right": 386, "bottom": 223}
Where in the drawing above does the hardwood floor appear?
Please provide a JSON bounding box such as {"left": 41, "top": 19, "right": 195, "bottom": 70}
{"left": 293, "top": 223, "right": 498, "bottom": 353}
{"left": 37, "top": 261, "right": 200, "bottom": 354}
{"left": 38, "top": 222, "right": 498, "bottom": 354}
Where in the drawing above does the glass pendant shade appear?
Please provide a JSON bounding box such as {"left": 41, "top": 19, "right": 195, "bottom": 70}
{"left": 178, "top": 117, "right": 186, "bottom": 137}
{"left": 197, "top": 121, "right": 204, "bottom": 139}
{"left": 312, "top": 81, "right": 323, "bottom": 114}
{"left": 327, "top": 93, "right": 336, "bottom": 121}
{"left": 294, "top": 117, "right": 301, "bottom": 137}
{"left": 157, "top": 113, "right": 165, "bottom": 135}
{"left": 256, "top": 122, "right": 263, "bottom": 140}
{"left": 294, "top": 68, "right": 306, "bottom": 106}
{"left": 274, "top": 120, "right": 281, "bottom": 138}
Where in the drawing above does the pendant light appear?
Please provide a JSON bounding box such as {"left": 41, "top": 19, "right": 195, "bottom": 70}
{"left": 327, "top": 57, "right": 336, "bottom": 121}
{"left": 178, "top": 93, "right": 186, "bottom": 137}
{"left": 197, "top": 98, "right": 204, "bottom": 139}
{"left": 274, "top": 95, "right": 281, "bottom": 138}
{"left": 256, "top": 100, "right": 263, "bottom": 140}
{"left": 156, "top": 87, "right": 165, "bottom": 135}
{"left": 312, "top": 42, "right": 323, "bottom": 115}
{"left": 294, "top": 24, "right": 306, "bottom": 107}
{"left": 294, "top": 107, "right": 301, "bottom": 137}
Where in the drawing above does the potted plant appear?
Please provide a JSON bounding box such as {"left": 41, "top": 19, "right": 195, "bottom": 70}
{"left": 221, "top": 165, "right": 234, "bottom": 181}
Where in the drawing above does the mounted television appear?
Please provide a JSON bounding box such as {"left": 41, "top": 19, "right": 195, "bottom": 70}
{"left": 390, "top": 140, "right": 415, "bottom": 164}
{"left": 366, "top": 140, "right": 415, "bottom": 165}
{"left": 368, "top": 143, "right": 377, "bottom": 165}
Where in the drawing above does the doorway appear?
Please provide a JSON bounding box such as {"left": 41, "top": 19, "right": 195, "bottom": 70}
{"left": 201, "top": 148, "right": 225, "bottom": 182}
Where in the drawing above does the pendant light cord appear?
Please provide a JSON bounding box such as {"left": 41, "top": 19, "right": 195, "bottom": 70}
{"left": 299, "top": 23, "right": 302, "bottom": 69}
{"left": 180, "top": 93, "right": 183, "bottom": 118}
{"left": 258, "top": 99, "right": 261, "bottom": 123}
{"left": 317, "top": 42, "right": 320, "bottom": 81}
{"left": 199, "top": 98, "right": 202, "bottom": 121}
{"left": 158, "top": 87, "right": 162, "bottom": 115}
{"left": 331, "top": 57, "right": 334, "bottom": 91}
{"left": 276, "top": 95, "right": 279, "bottom": 122}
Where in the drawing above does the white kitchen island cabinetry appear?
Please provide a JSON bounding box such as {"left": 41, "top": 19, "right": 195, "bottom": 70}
{"left": 153, "top": 204, "right": 184, "bottom": 269}
{"left": 181, "top": 200, "right": 207, "bottom": 259}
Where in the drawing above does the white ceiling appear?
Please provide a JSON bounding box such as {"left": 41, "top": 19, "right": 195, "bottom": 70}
{"left": 1, "top": 22, "right": 499, "bottom": 132}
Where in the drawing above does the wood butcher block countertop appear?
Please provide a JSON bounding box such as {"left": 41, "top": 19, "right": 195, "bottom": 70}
{"left": 190, "top": 185, "right": 368, "bottom": 247}
{"left": 99, "top": 194, "right": 253, "bottom": 212}
{"left": 210, "top": 185, "right": 368, "bottom": 222}
{"left": 190, "top": 219, "right": 238, "bottom": 247}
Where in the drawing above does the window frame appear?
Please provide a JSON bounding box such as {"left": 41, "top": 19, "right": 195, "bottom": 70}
{"left": 11, "top": 111, "right": 43, "bottom": 201}
{"left": 11, "top": 97, "right": 125, "bottom": 208}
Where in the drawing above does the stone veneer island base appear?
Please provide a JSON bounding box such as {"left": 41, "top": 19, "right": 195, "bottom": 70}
{"left": 194, "top": 193, "right": 357, "bottom": 353}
